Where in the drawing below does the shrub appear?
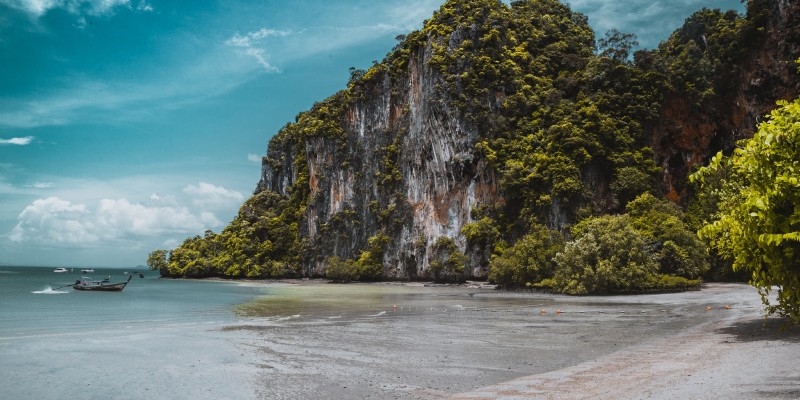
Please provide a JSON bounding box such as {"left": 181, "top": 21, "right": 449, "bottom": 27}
{"left": 325, "top": 256, "right": 360, "bottom": 282}
{"left": 551, "top": 215, "right": 658, "bottom": 294}
{"left": 627, "top": 193, "right": 710, "bottom": 279}
{"left": 488, "top": 224, "right": 564, "bottom": 288}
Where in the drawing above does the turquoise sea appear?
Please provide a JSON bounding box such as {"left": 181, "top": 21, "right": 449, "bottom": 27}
{"left": 0, "top": 266, "right": 267, "bottom": 400}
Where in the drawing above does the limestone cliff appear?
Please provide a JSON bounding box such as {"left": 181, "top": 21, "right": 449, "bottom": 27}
{"left": 257, "top": 23, "right": 505, "bottom": 279}
{"left": 164, "top": 0, "right": 798, "bottom": 281}
{"left": 253, "top": 0, "right": 799, "bottom": 279}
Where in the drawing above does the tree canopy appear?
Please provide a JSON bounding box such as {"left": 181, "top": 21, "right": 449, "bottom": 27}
{"left": 692, "top": 99, "right": 800, "bottom": 322}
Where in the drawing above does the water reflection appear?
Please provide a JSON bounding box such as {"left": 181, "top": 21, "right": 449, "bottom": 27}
{"left": 234, "top": 283, "right": 553, "bottom": 319}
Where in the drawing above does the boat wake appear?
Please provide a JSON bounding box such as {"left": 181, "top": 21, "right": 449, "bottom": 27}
{"left": 32, "top": 286, "right": 69, "bottom": 294}
{"left": 370, "top": 311, "right": 387, "bottom": 317}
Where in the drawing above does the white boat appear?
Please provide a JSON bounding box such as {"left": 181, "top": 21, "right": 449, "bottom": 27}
{"left": 53, "top": 268, "right": 68, "bottom": 273}
{"left": 80, "top": 268, "right": 94, "bottom": 273}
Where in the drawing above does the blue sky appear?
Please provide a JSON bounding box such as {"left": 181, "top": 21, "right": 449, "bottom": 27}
{"left": 0, "top": 0, "right": 745, "bottom": 268}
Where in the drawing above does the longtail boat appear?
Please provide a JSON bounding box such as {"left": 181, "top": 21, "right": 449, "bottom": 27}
{"left": 73, "top": 275, "right": 132, "bottom": 292}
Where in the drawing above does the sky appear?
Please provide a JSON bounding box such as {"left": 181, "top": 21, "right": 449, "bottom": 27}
{"left": 0, "top": 0, "right": 745, "bottom": 268}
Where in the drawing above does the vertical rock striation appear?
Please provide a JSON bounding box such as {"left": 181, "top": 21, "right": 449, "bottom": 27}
{"left": 257, "top": 37, "right": 504, "bottom": 279}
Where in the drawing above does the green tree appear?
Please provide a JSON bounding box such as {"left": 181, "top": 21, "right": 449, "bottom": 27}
{"left": 325, "top": 256, "right": 360, "bottom": 282}
{"left": 488, "top": 224, "right": 564, "bottom": 288}
{"left": 598, "top": 29, "right": 639, "bottom": 63}
{"left": 549, "top": 215, "right": 658, "bottom": 295}
{"left": 692, "top": 99, "right": 800, "bottom": 322}
{"left": 626, "top": 193, "right": 709, "bottom": 279}
{"left": 146, "top": 249, "right": 169, "bottom": 275}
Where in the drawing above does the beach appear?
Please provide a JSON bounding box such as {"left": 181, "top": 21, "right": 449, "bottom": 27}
{"left": 229, "top": 282, "right": 800, "bottom": 399}
{"left": 2, "top": 268, "right": 798, "bottom": 399}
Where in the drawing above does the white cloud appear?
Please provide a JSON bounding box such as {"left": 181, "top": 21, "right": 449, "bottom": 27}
{"left": 95, "top": 198, "right": 203, "bottom": 236}
{"left": 1, "top": 0, "right": 132, "bottom": 18}
{"left": 0, "top": 136, "right": 34, "bottom": 145}
{"left": 226, "top": 28, "right": 291, "bottom": 47}
{"left": 225, "top": 28, "right": 291, "bottom": 73}
{"left": 183, "top": 181, "right": 244, "bottom": 210}
{"left": 9, "top": 196, "right": 210, "bottom": 247}
{"left": 136, "top": 0, "right": 151, "bottom": 12}
{"left": 27, "top": 181, "right": 53, "bottom": 188}
{"left": 247, "top": 153, "right": 261, "bottom": 163}
{"left": 0, "top": 68, "right": 247, "bottom": 128}
{"left": 10, "top": 197, "right": 97, "bottom": 244}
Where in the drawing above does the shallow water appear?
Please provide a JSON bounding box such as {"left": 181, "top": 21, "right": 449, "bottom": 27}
{"left": 0, "top": 266, "right": 267, "bottom": 400}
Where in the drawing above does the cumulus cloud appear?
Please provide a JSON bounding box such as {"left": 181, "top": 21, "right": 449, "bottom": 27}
{"left": 247, "top": 153, "right": 262, "bottom": 163}
{"left": 225, "top": 27, "right": 291, "bottom": 73}
{"left": 9, "top": 196, "right": 211, "bottom": 247}
{"left": 183, "top": 181, "right": 244, "bottom": 210}
{"left": 10, "top": 197, "right": 97, "bottom": 244}
{"left": 1, "top": 0, "right": 132, "bottom": 18}
{"left": 0, "top": 136, "right": 34, "bottom": 145}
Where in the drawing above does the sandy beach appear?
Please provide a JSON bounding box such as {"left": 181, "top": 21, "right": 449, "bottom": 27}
{"left": 228, "top": 282, "right": 800, "bottom": 399}
{"left": 453, "top": 303, "right": 800, "bottom": 399}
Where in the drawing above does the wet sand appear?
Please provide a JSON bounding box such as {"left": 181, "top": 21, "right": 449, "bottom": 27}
{"left": 228, "top": 282, "right": 800, "bottom": 399}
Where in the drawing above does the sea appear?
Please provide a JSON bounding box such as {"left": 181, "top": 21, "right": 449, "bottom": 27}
{"left": 0, "top": 266, "right": 268, "bottom": 400}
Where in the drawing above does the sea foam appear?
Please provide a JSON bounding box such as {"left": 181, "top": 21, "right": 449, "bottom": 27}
{"left": 32, "top": 286, "right": 69, "bottom": 294}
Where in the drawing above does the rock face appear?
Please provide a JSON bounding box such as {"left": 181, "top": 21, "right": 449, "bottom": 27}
{"left": 653, "top": 0, "right": 800, "bottom": 202}
{"left": 258, "top": 43, "right": 503, "bottom": 279}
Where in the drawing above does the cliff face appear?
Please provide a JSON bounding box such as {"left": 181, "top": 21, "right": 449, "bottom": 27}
{"left": 258, "top": 34, "right": 504, "bottom": 279}
{"left": 653, "top": 0, "right": 800, "bottom": 202}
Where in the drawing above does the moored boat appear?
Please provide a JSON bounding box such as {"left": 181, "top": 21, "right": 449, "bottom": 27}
{"left": 73, "top": 275, "right": 132, "bottom": 292}
{"left": 80, "top": 268, "right": 95, "bottom": 273}
{"left": 53, "top": 268, "right": 68, "bottom": 273}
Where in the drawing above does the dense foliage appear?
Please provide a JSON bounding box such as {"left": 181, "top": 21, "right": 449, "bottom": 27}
{"left": 487, "top": 224, "right": 563, "bottom": 288}
{"left": 489, "top": 193, "right": 703, "bottom": 294}
{"left": 692, "top": 99, "right": 800, "bottom": 322}
{"left": 152, "top": 0, "right": 769, "bottom": 296}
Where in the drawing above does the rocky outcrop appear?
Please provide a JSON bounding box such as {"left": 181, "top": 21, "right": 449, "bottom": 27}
{"left": 251, "top": 0, "right": 799, "bottom": 280}
{"left": 257, "top": 42, "right": 503, "bottom": 279}
{"left": 653, "top": 0, "right": 800, "bottom": 202}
